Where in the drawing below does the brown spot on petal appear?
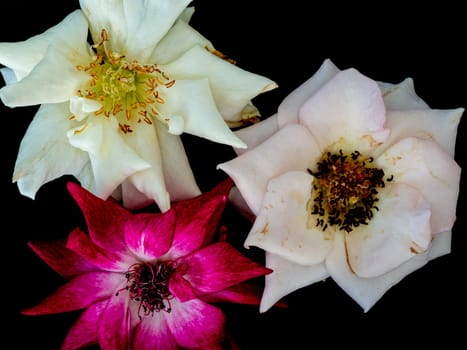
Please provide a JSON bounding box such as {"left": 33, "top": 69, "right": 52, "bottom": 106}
{"left": 344, "top": 235, "right": 356, "bottom": 274}
{"left": 260, "top": 223, "right": 269, "bottom": 235}
{"left": 361, "top": 134, "right": 383, "bottom": 148}
{"left": 73, "top": 124, "right": 88, "bottom": 135}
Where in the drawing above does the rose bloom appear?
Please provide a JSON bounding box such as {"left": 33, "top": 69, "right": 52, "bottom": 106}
{"left": 218, "top": 59, "right": 463, "bottom": 312}
{"left": 0, "top": 0, "right": 276, "bottom": 211}
{"left": 22, "top": 179, "right": 271, "bottom": 350}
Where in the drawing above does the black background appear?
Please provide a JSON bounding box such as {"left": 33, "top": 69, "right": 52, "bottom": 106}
{"left": 2, "top": 1, "right": 466, "bottom": 349}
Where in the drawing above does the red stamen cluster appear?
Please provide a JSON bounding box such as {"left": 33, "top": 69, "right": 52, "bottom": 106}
{"left": 117, "top": 261, "right": 176, "bottom": 318}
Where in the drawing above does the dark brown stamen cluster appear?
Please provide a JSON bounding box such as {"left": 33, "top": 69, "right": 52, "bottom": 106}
{"left": 116, "top": 261, "right": 176, "bottom": 318}
{"left": 308, "top": 149, "right": 389, "bottom": 232}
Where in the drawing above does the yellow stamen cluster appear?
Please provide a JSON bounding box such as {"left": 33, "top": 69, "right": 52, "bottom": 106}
{"left": 74, "top": 29, "right": 175, "bottom": 134}
{"left": 308, "top": 149, "right": 391, "bottom": 232}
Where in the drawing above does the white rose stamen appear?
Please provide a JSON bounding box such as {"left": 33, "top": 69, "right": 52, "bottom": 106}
{"left": 75, "top": 29, "right": 175, "bottom": 134}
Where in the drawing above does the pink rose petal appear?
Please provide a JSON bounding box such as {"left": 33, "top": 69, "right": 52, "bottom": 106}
{"left": 168, "top": 179, "right": 232, "bottom": 258}
{"left": 167, "top": 298, "right": 225, "bottom": 349}
{"left": 376, "top": 137, "right": 461, "bottom": 233}
{"left": 28, "top": 239, "right": 98, "bottom": 279}
{"left": 22, "top": 272, "right": 123, "bottom": 315}
{"left": 218, "top": 123, "right": 320, "bottom": 215}
{"left": 61, "top": 300, "right": 107, "bottom": 350}
{"left": 299, "top": 68, "right": 389, "bottom": 153}
{"left": 124, "top": 209, "right": 176, "bottom": 261}
{"left": 67, "top": 182, "right": 132, "bottom": 258}
{"left": 133, "top": 314, "right": 178, "bottom": 350}
{"left": 97, "top": 289, "right": 134, "bottom": 350}
{"left": 346, "top": 183, "right": 432, "bottom": 278}
{"left": 179, "top": 242, "right": 272, "bottom": 294}
{"left": 67, "top": 228, "right": 134, "bottom": 272}
{"left": 278, "top": 58, "right": 339, "bottom": 127}
{"left": 326, "top": 232, "right": 429, "bottom": 312}
{"left": 246, "top": 171, "right": 333, "bottom": 265}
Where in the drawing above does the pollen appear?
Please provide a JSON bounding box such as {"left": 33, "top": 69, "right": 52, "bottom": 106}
{"left": 307, "top": 149, "right": 391, "bottom": 232}
{"left": 76, "top": 29, "right": 176, "bottom": 134}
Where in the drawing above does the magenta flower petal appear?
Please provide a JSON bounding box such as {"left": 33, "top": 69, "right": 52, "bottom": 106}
{"left": 124, "top": 209, "right": 176, "bottom": 261}
{"left": 168, "top": 178, "right": 232, "bottom": 258}
{"left": 133, "top": 314, "right": 178, "bottom": 350}
{"left": 201, "top": 284, "right": 266, "bottom": 305}
{"left": 67, "top": 227, "right": 134, "bottom": 272}
{"left": 168, "top": 298, "right": 225, "bottom": 349}
{"left": 67, "top": 182, "right": 132, "bottom": 257}
{"left": 97, "top": 291, "right": 134, "bottom": 350}
{"left": 28, "top": 239, "right": 98, "bottom": 279}
{"left": 169, "top": 267, "right": 197, "bottom": 302}
{"left": 25, "top": 178, "right": 270, "bottom": 348}
{"left": 22, "top": 272, "right": 123, "bottom": 315}
{"left": 61, "top": 300, "right": 107, "bottom": 350}
{"left": 180, "top": 242, "right": 272, "bottom": 294}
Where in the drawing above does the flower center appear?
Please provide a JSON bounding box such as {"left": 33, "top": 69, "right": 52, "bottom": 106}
{"left": 116, "top": 261, "right": 176, "bottom": 318}
{"left": 74, "top": 29, "right": 175, "bottom": 134}
{"left": 308, "top": 149, "right": 392, "bottom": 232}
